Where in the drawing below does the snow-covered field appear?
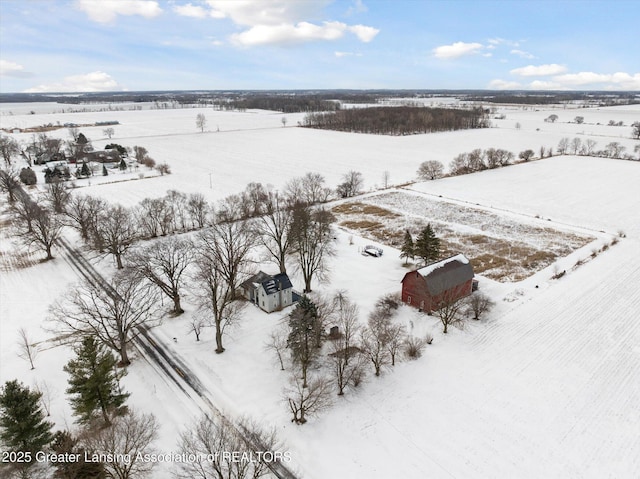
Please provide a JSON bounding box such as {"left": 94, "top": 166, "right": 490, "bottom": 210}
{"left": 1, "top": 102, "right": 639, "bottom": 479}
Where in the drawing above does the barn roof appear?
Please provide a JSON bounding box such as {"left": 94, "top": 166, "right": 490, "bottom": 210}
{"left": 413, "top": 254, "right": 474, "bottom": 296}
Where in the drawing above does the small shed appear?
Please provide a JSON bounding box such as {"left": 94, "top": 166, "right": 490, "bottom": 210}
{"left": 401, "top": 254, "right": 474, "bottom": 313}
{"left": 239, "top": 271, "right": 294, "bottom": 313}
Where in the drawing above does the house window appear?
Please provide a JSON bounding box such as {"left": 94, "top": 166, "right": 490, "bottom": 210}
{"left": 407, "top": 296, "right": 412, "bottom": 304}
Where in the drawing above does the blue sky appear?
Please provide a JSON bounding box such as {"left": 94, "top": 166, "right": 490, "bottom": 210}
{"left": 1, "top": 0, "right": 638, "bottom": 92}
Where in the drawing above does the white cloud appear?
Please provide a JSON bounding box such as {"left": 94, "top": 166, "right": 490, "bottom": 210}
{"left": 24, "top": 71, "right": 124, "bottom": 93}
{"left": 231, "top": 21, "right": 347, "bottom": 46}
{"left": 205, "top": 0, "right": 330, "bottom": 26}
{"left": 433, "top": 42, "right": 483, "bottom": 59}
{"left": 203, "top": 0, "right": 377, "bottom": 46}
{"left": 346, "top": 0, "right": 368, "bottom": 15}
{"left": 348, "top": 25, "right": 379, "bottom": 42}
{"left": 488, "top": 79, "right": 522, "bottom": 90}
{"left": 76, "top": 0, "right": 162, "bottom": 24}
{"left": 528, "top": 80, "right": 564, "bottom": 90}
{"left": 173, "top": 3, "right": 208, "bottom": 18}
{"left": 0, "top": 60, "right": 32, "bottom": 77}
{"left": 511, "top": 49, "right": 535, "bottom": 59}
{"left": 335, "top": 51, "right": 362, "bottom": 58}
{"left": 553, "top": 71, "right": 640, "bottom": 89}
{"left": 510, "top": 64, "right": 567, "bottom": 76}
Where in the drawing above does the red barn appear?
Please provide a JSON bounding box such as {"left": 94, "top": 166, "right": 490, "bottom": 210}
{"left": 401, "top": 254, "right": 474, "bottom": 313}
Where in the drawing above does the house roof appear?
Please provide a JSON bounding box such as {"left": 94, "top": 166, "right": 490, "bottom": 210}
{"left": 241, "top": 271, "right": 293, "bottom": 294}
{"left": 406, "top": 254, "right": 474, "bottom": 296}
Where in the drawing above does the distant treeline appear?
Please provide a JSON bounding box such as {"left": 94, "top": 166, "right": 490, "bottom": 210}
{"left": 211, "top": 96, "right": 340, "bottom": 113}
{"left": 302, "top": 106, "right": 489, "bottom": 135}
{"left": 469, "top": 92, "right": 640, "bottom": 105}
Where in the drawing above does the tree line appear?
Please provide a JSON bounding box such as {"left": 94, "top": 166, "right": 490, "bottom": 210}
{"left": 302, "top": 106, "right": 490, "bottom": 136}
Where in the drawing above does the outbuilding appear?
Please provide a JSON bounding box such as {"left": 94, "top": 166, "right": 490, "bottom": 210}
{"left": 401, "top": 254, "right": 474, "bottom": 313}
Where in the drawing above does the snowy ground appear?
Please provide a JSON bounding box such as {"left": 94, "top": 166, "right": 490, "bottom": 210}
{"left": 1, "top": 102, "right": 639, "bottom": 478}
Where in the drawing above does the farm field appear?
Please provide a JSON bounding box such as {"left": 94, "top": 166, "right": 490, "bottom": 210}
{"left": 0, "top": 102, "right": 639, "bottom": 479}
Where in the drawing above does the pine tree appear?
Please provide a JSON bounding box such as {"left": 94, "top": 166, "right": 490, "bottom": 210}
{"left": 119, "top": 158, "right": 127, "bottom": 171}
{"left": 64, "top": 336, "right": 129, "bottom": 426}
{"left": 0, "top": 380, "right": 53, "bottom": 457}
{"left": 287, "top": 296, "right": 321, "bottom": 388}
{"left": 102, "top": 164, "right": 108, "bottom": 176}
{"left": 414, "top": 223, "right": 441, "bottom": 265}
{"left": 80, "top": 161, "right": 90, "bottom": 177}
{"left": 400, "top": 230, "right": 414, "bottom": 265}
{"left": 51, "top": 430, "right": 106, "bottom": 478}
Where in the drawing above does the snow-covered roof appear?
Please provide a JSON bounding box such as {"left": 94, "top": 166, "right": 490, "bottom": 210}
{"left": 415, "top": 254, "right": 474, "bottom": 296}
{"left": 416, "top": 253, "right": 469, "bottom": 277}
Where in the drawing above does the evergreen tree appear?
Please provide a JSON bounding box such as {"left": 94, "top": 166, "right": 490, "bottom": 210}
{"left": 400, "top": 230, "right": 414, "bottom": 265}
{"left": 119, "top": 158, "right": 127, "bottom": 171}
{"left": 0, "top": 380, "right": 53, "bottom": 457}
{"left": 64, "top": 336, "right": 129, "bottom": 426}
{"left": 414, "top": 223, "right": 441, "bottom": 265}
{"left": 51, "top": 430, "right": 106, "bottom": 479}
{"left": 80, "top": 161, "right": 90, "bottom": 177}
{"left": 287, "top": 296, "right": 321, "bottom": 388}
{"left": 102, "top": 164, "right": 108, "bottom": 176}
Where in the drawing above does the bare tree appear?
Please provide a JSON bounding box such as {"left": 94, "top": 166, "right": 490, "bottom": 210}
{"left": 288, "top": 203, "right": 335, "bottom": 293}
{"left": 175, "top": 414, "right": 281, "bottom": 479}
{"left": 186, "top": 192, "right": 210, "bottom": 229}
{"left": 285, "top": 374, "right": 333, "bottom": 425}
{"left": 95, "top": 204, "right": 138, "bottom": 269}
{"left": 18, "top": 204, "right": 63, "bottom": 261}
{"left": 557, "top": 137, "right": 569, "bottom": 155}
{"left": 81, "top": 410, "right": 159, "bottom": 479}
{"left": 196, "top": 113, "right": 207, "bottom": 132}
{"left": 0, "top": 135, "right": 20, "bottom": 166}
{"left": 466, "top": 292, "right": 495, "bottom": 320}
{"left": 156, "top": 163, "right": 171, "bottom": 175}
{"left": 266, "top": 327, "right": 289, "bottom": 371}
{"left": 10, "top": 190, "right": 40, "bottom": 233}
{"left": 284, "top": 172, "right": 332, "bottom": 205}
{"left": 328, "top": 297, "right": 365, "bottom": 395}
{"left": 360, "top": 310, "right": 392, "bottom": 377}
{"left": 404, "top": 335, "right": 429, "bottom": 360}
{"left": 632, "top": 121, "right": 640, "bottom": 140}
{"left": 336, "top": 170, "right": 364, "bottom": 198}
{"left": 518, "top": 149, "right": 535, "bottom": 161}
{"left": 188, "top": 312, "right": 209, "bottom": 342}
{"left": 382, "top": 170, "right": 391, "bottom": 188}
{"left": 570, "top": 137, "right": 582, "bottom": 155}
{"left": 64, "top": 194, "right": 105, "bottom": 242}
{"left": 17, "top": 328, "right": 39, "bottom": 370}
{"left": 103, "top": 128, "right": 115, "bottom": 139}
{"left": 254, "top": 192, "right": 292, "bottom": 274}
{"left": 34, "top": 381, "right": 54, "bottom": 417}
{"left": 605, "top": 142, "right": 625, "bottom": 158}
{"left": 165, "top": 189, "right": 188, "bottom": 232}
{"left": 385, "top": 322, "right": 406, "bottom": 367}
{"left": 584, "top": 139, "right": 597, "bottom": 156}
{"left": 49, "top": 271, "right": 161, "bottom": 366}
{"left": 44, "top": 178, "right": 71, "bottom": 214}
{"left": 193, "top": 231, "right": 248, "bottom": 354}
{"left": 137, "top": 197, "right": 171, "bottom": 238}
{"left": 127, "top": 236, "right": 194, "bottom": 315}
{"left": 0, "top": 167, "right": 21, "bottom": 203}
{"left": 199, "top": 217, "right": 255, "bottom": 299}
{"left": 417, "top": 160, "right": 444, "bottom": 180}
{"left": 432, "top": 289, "right": 466, "bottom": 334}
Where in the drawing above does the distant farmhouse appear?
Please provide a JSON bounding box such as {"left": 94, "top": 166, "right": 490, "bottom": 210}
{"left": 76, "top": 150, "right": 121, "bottom": 165}
{"left": 401, "top": 254, "right": 475, "bottom": 313}
{"left": 240, "top": 271, "right": 295, "bottom": 313}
